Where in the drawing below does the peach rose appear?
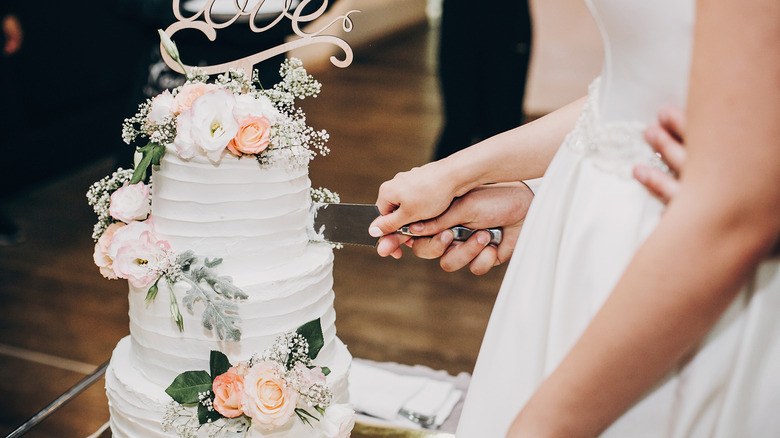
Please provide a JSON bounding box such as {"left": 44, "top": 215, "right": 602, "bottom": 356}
{"left": 242, "top": 361, "right": 298, "bottom": 430}
{"left": 212, "top": 371, "right": 245, "bottom": 418}
{"left": 227, "top": 116, "right": 271, "bottom": 156}
{"left": 171, "top": 82, "right": 217, "bottom": 114}
{"left": 93, "top": 222, "right": 125, "bottom": 279}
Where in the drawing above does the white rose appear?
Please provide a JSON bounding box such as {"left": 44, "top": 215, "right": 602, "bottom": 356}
{"left": 319, "top": 404, "right": 355, "bottom": 438}
{"left": 188, "top": 89, "right": 239, "bottom": 162}
{"left": 148, "top": 90, "right": 174, "bottom": 124}
{"left": 109, "top": 182, "right": 151, "bottom": 223}
{"left": 234, "top": 94, "right": 280, "bottom": 124}
{"left": 173, "top": 110, "right": 197, "bottom": 159}
{"left": 107, "top": 219, "right": 155, "bottom": 261}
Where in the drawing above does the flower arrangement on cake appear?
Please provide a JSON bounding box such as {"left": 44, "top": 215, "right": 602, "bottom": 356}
{"left": 87, "top": 34, "right": 339, "bottom": 341}
{"left": 163, "top": 319, "right": 354, "bottom": 437}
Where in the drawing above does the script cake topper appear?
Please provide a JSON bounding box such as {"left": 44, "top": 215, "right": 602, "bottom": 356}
{"left": 160, "top": 0, "right": 358, "bottom": 75}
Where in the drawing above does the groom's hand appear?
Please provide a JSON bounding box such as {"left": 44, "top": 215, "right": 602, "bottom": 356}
{"left": 406, "top": 182, "right": 534, "bottom": 275}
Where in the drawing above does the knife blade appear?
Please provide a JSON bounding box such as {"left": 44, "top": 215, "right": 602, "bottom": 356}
{"left": 311, "top": 203, "right": 502, "bottom": 247}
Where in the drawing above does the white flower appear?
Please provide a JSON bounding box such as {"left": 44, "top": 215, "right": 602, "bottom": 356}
{"left": 188, "top": 89, "right": 239, "bottom": 162}
{"left": 109, "top": 182, "right": 151, "bottom": 223}
{"left": 319, "top": 404, "right": 355, "bottom": 438}
{"left": 234, "top": 94, "right": 280, "bottom": 124}
{"left": 158, "top": 29, "right": 180, "bottom": 60}
{"left": 148, "top": 90, "right": 174, "bottom": 124}
{"left": 173, "top": 111, "right": 197, "bottom": 159}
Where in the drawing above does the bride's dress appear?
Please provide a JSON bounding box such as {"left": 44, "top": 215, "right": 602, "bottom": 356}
{"left": 455, "top": 0, "right": 780, "bottom": 436}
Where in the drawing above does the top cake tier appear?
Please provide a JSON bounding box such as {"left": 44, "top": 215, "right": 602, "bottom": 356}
{"left": 151, "top": 152, "right": 312, "bottom": 277}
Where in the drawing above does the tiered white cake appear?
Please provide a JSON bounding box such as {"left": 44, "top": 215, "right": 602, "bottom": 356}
{"left": 86, "top": 59, "right": 354, "bottom": 437}
{"left": 105, "top": 152, "right": 352, "bottom": 437}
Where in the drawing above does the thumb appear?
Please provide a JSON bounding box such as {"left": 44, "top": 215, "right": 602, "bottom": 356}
{"left": 369, "top": 207, "right": 412, "bottom": 237}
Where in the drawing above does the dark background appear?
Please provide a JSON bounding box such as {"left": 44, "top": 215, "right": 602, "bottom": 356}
{"left": 1, "top": 0, "right": 325, "bottom": 198}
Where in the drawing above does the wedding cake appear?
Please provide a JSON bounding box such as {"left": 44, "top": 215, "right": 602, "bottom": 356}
{"left": 88, "top": 58, "right": 354, "bottom": 437}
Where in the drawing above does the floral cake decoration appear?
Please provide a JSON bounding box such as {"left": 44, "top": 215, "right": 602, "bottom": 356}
{"left": 162, "top": 319, "right": 354, "bottom": 438}
{"left": 87, "top": 33, "right": 340, "bottom": 340}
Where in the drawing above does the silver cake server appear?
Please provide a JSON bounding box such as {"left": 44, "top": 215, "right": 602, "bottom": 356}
{"left": 311, "top": 203, "right": 502, "bottom": 247}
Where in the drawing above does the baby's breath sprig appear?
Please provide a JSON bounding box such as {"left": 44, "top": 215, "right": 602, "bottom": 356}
{"left": 310, "top": 187, "right": 340, "bottom": 204}
{"left": 86, "top": 168, "right": 134, "bottom": 240}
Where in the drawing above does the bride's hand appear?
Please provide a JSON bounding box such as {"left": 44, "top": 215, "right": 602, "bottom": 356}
{"left": 370, "top": 160, "right": 463, "bottom": 258}
{"left": 633, "top": 105, "right": 687, "bottom": 204}
{"left": 635, "top": 106, "right": 780, "bottom": 256}
{"left": 404, "top": 183, "right": 533, "bottom": 274}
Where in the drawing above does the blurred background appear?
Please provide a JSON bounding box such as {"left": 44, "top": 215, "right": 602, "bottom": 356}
{"left": 0, "top": 0, "right": 601, "bottom": 436}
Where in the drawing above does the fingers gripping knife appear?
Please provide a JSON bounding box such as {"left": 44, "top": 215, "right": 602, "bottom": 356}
{"left": 311, "top": 203, "right": 502, "bottom": 247}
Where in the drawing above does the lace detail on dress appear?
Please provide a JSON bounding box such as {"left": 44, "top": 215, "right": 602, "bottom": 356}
{"left": 564, "top": 78, "right": 670, "bottom": 179}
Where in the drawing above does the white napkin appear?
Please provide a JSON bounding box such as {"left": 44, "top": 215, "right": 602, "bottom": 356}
{"left": 349, "top": 361, "right": 462, "bottom": 428}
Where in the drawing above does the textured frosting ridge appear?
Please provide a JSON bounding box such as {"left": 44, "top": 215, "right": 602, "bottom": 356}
{"left": 106, "top": 152, "right": 352, "bottom": 437}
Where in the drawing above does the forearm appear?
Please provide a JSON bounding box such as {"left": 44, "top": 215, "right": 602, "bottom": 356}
{"left": 511, "top": 1, "right": 780, "bottom": 434}
{"left": 440, "top": 96, "right": 587, "bottom": 198}
{"left": 511, "top": 193, "right": 778, "bottom": 437}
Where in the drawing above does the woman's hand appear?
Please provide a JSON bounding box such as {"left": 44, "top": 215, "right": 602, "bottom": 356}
{"left": 370, "top": 160, "right": 464, "bottom": 257}
{"left": 633, "top": 106, "right": 687, "bottom": 204}
{"left": 403, "top": 182, "right": 533, "bottom": 274}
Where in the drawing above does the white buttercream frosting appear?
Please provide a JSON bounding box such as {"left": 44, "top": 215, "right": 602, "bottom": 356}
{"left": 105, "top": 152, "right": 353, "bottom": 437}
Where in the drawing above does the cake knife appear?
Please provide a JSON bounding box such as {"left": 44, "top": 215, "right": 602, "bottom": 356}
{"left": 312, "top": 203, "right": 502, "bottom": 247}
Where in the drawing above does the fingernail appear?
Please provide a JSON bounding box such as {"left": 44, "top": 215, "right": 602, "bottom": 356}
{"left": 634, "top": 166, "right": 647, "bottom": 183}
{"left": 410, "top": 222, "right": 424, "bottom": 233}
{"left": 440, "top": 230, "right": 453, "bottom": 244}
{"left": 644, "top": 126, "right": 658, "bottom": 143}
{"left": 477, "top": 231, "right": 490, "bottom": 245}
{"left": 658, "top": 109, "right": 669, "bottom": 123}
{"left": 369, "top": 226, "right": 383, "bottom": 237}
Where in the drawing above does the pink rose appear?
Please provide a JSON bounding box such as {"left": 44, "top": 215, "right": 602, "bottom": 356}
{"left": 242, "top": 361, "right": 298, "bottom": 430}
{"left": 171, "top": 82, "right": 217, "bottom": 114}
{"left": 213, "top": 371, "right": 245, "bottom": 418}
{"left": 109, "top": 182, "right": 151, "bottom": 223}
{"left": 227, "top": 115, "right": 271, "bottom": 156}
{"left": 229, "top": 363, "right": 250, "bottom": 377}
{"left": 107, "top": 219, "right": 154, "bottom": 261}
{"left": 319, "top": 404, "right": 356, "bottom": 438}
{"left": 112, "top": 231, "right": 169, "bottom": 288}
{"left": 93, "top": 222, "right": 125, "bottom": 279}
{"left": 293, "top": 362, "right": 326, "bottom": 388}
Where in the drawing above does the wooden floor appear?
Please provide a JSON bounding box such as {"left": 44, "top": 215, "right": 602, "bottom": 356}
{"left": 0, "top": 24, "right": 509, "bottom": 437}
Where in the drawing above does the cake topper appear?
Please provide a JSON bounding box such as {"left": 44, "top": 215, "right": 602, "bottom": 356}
{"left": 160, "top": 0, "right": 358, "bottom": 75}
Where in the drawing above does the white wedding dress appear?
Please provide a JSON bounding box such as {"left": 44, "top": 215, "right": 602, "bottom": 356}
{"left": 455, "top": 0, "right": 780, "bottom": 436}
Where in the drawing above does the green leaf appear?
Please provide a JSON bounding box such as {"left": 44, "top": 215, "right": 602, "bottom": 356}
{"left": 296, "top": 319, "right": 324, "bottom": 360}
{"left": 321, "top": 366, "right": 331, "bottom": 376}
{"left": 198, "top": 401, "right": 223, "bottom": 425}
{"left": 165, "top": 370, "right": 211, "bottom": 405}
{"left": 210, "top": 350, "right": 232, "bottom": 380}
{"left": 130, "top": 142, "right": 166, "bottom": 184}
{"left": 130, "top": 152, "right": 152, "bottom": 184}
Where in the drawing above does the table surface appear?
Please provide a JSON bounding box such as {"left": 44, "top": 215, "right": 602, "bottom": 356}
{"left": 8, "top": 358, "right": 464, "bottom": 438}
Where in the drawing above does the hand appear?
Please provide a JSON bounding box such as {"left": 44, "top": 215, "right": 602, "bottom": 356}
{"left": 3, "top": 14, "right": 23, "bottom": 56}
{"left": 635, "top": 106, "right": 779, "bottom": 256}
{"left": 388, "top": 182, "right": 533, "bottom": 274}
{"left": 633, "top": 105, "right": 687, "bottom": 204}
{"left": 371, "top": 160, "right": 463, "bottom": 257}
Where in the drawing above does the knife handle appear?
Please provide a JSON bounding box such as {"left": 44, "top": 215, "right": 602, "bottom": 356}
{"left": 398, "top": 226, "right": 503, "bottom": 245}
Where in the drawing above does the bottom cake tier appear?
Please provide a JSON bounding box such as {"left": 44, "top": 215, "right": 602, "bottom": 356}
{"left": 106, "top": 336, "right": 353, "bottom": 437}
